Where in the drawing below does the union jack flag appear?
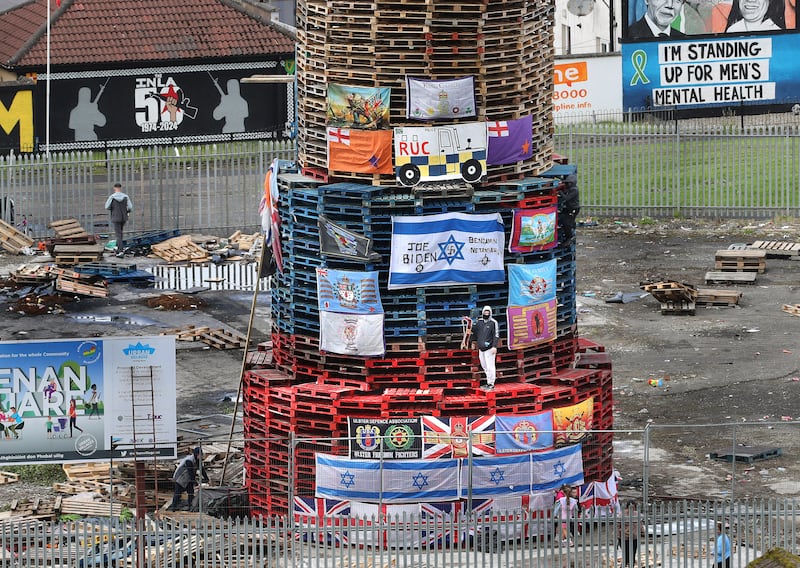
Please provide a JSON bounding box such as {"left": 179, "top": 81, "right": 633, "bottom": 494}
{"left": 422, "top": 415, "right": 496, "bottom": 459}
{"left": 293, "top": 497, "right": 352, "bottom": 545}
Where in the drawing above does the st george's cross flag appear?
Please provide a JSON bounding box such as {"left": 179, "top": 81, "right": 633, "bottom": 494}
{"left": 495, "top": 411, "right": 555, "bottom": 453}
{"left": 388, "top": 212, "right": 505, "bottom": 289}
{"left": 465, "top": 453, "right": 533, "bottom": 497}
{"left": 487, "top": 115, "right": 533, "bottom": 165}
{"left": 531, "top": 444, "right": 584, "bottom": 492}
{"left": 327, "top": 127, "right": 393, "bottom": 174}
{"left": 406, "top": 75, "right": 476, "bottom": 120}
{"left": 315, "top": 453, "right": 461, "bottom": 502}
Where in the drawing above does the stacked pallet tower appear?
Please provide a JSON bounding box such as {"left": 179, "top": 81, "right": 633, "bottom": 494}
{"left": 243, "top": 0, "right": 614, "bottom": 516}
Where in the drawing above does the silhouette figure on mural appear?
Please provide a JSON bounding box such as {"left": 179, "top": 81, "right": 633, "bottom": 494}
{"left": 68, "top": 84, "right": 107, "bottom": 141}
{"left": 212, "top": 78, "right": 249, "bottom": 133}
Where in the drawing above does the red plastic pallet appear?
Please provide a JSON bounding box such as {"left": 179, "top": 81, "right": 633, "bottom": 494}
{"left": 382, "top": 388, "right": 444, "bottom": 403}
{"left": 366, "top": 357, "right": 424, "bottom": 369}
{"left": 575, "top": 351, "right": 612, "bottom": 369}
{"left": 577, "top": 336, "right": 606, "bottom": 353}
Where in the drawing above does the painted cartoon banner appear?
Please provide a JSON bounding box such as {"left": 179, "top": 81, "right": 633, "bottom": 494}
{"left": 327, "top": 84, "right": 390, "bottom": 129}
{"left": 394, "top": 123, "right": 487, "bottom": 186}
{"left": 406, "top": 76, "right": 476, "bottom": 120}
{"left": 622, "top": 35, "right": 800, "bottom": 109}
{"left": 347, "top": 417, "right": 423, "bottom": 459}
{"left": 553, "top": 397, "right": 595, "bottom": 446}
{"left": 316, "top": 268, "right": 383, "bottom": 314}
{"left": 495, "top": 412, "right": 555, "bottom": 453}
{"left": 509, "top": 207, "right": 558, "bottom": 253}
{"left": 0, "top": 336, "right": 177, "bottom": 465}
{"left": 388, "top": 213, "right": 505, "bottom": 289}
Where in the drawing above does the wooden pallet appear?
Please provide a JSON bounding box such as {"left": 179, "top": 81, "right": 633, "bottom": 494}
{"left": 10, "top": 264, "right": 52, "bottom": 284}
{"left": 150, "top": 235, "right": 210, "bottom": 262}
{"left": 0, "top": 218, "right": 34, "bottom": 254}
{"left": 55, "top": 276, "right": 108, "bottom": 297}
{"left": 48, "top": 218, "right": 91, "bottom": 238}
{"left": 695, "top": 288, "right": 742, "bottom": 306}
{"left": 710, "top": 445, "right": 782, "bottom": 463}
{"left": 162, "top": 325, "right": 248, "bottom": 349}
{"left": 52, "top": 243, "right": 105, "bottom": 265}
{"left": 201, "top": 328, "right": 249, "bottom": 349}
{"left": 641, "top": 280, "right": 698, "bottom": 304}
{"left": 660, "top": 300, "right": 696, "bottom": 315}
{"left": 0, "top": 471, "right": 19, "bottom": 484}
{"left": 704, "top": 271, "right": 758, "bottom": 285}
{"left": 228, "top": 231, "right": 261, "bottom": 252}
{"left": 714, "top": 249, "right": 766, "bottom": 272}
{"left": 782, "top": 304, "right": 800, "bottom": 316}
{"left": 749, "top": 240, "right": 800, "bottom": 257}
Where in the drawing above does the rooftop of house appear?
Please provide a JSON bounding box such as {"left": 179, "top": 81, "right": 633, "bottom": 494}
{"left": 0, "top": 0, "right": 295, "bottom": 70}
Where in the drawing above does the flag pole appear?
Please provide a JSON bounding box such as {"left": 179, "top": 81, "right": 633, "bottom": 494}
{"left": 46, "top": 0, "right": 54, "bottom": 222}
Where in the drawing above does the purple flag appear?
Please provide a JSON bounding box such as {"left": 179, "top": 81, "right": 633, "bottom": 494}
{"left": 487, "top": 115, "right": 533, "bottom": 165}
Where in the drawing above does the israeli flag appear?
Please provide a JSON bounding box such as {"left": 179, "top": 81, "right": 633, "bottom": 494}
{"left": 389, "top": 213, "right": 505, "bottom": 289}
{"left": 531, "top": 444, "right": 584, "bottom": 491}
{"left": 466, "top": 453, "right": 533, "bottom": 497}
{"left": 316, "top": 454, "right": 461, "bottom": 502}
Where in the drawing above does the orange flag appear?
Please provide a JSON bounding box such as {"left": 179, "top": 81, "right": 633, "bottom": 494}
{"left": 327, "top": 127, "right": 393, "bottom": 174}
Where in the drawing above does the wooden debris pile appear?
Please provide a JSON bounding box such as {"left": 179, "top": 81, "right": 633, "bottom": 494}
{"left": 149, "top": 232, "right": 260, "bottom": 263}
{"left": 0, "top": 218, "right": 34, "bottom": 254}
{"left": 641, "top": 280, "right": 698, "bottom": 315}
{"left": 8, "top": 263, "right": 108, "bottom": 297}
{"left": 161, "top": 324, "right": 249, "bottom": 349}
{"left": 0, "top": 443, "right": 245, "bottom": 521}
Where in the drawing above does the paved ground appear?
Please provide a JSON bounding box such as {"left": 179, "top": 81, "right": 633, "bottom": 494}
{"left": 0, "top": 217, "right": 799, "bottom": 506}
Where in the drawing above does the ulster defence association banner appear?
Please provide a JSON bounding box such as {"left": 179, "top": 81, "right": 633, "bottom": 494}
{"left": 388, "top": 213, "right": 505, "bottom": 290}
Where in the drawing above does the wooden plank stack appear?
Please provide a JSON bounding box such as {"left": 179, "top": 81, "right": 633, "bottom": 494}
{"left": 161, "top": 324, "right": 249, "bottom": 349}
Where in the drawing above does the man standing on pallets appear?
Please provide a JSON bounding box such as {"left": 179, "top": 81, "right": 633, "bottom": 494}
{"left": 104, "top": 182, "right": 133, "bottom": 257}
{"left": 470, "top": 306, "right": 499, "bottom": 390}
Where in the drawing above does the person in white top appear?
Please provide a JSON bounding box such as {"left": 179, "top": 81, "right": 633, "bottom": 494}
{"left": 725, "top": 0, "right": 784, "bottom": 31}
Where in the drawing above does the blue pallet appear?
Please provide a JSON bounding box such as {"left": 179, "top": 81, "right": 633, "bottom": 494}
{"left": 126, "top": 229, "right": 181, "bottom": 247}
{"left": 319, "top": 182, "right": 384, "bottom": 198}
{"left": 414, "top": 202, "right": 475, "bottom": 215}
{"left": 539, "top": 164, "right": 578, "bottom": 181}
{"left": 74, "top": 262, "right": 137, "bottom": 276}
{"left": 105, "top": 270, "right": 156, "bottom": 283}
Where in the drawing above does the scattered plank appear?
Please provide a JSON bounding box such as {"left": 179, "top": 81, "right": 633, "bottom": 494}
{"left": 782, "top": 304, "right": 800, "bottom": 316}
{"left": 749, "top": 240, "right": 800, "bottom": 258}
{"left": 695, "top": 288, "right": 742, "bottom": 306}
{"left": 162, "top": 325, "right": 247, "bottom": 349}
{"left": 0, "top": 219, "right": 34, "bottom": 254}
{"left": 48, "top": 218, "right": 92, "bottom": 239}
{"left": 55, "top": 276, "right": 109, "bottom": 298}
{"left": 150, "top": 235, "right": 210, "bottom": 263}
{"left": 704, "top": 271, "right": 758, "bottom": 285}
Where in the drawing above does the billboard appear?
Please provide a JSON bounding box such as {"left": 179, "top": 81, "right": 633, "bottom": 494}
{"left": 621, "top": 0, "right": 798, "bottom": 109}
{"left": 0, "top": 85, "right": 35, "bottom": 153}
{"left": 0, "top": 336, "right": 177, "bottom": 465}
{"left": 553, "top": 56, "right": 622, "bottom": 121}
{"left": 38, "top": 60, "right": 292, "bottom": 151}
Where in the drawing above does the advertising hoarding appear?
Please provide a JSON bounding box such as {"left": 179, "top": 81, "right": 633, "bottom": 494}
{"left": 0, "top": 336, "right": 177, "bottom": 465}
